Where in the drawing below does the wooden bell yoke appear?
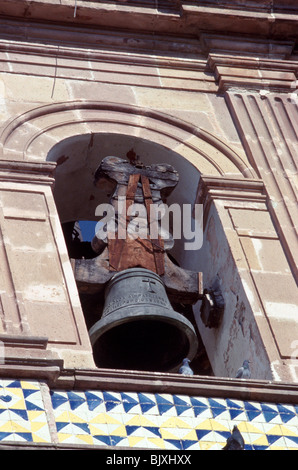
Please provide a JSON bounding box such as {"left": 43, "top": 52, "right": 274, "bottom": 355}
{"left": 74, "top": 156, "right": 203, "bottom": 306}
{"left": 108, "top": 172, "right": 165, "bottom": 276}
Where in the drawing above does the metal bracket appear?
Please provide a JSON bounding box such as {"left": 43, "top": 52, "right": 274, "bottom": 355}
{"left": 200, "top": 288, "right": 225, "bottom": 329}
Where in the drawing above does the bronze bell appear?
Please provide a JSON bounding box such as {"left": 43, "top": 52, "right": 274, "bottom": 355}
{"left": 89, "top": 268, "right": 198, "bottom": 372}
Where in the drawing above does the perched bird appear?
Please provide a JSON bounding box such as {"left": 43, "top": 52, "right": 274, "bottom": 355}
{"left": 223, "top": 425, "right": 245, "bottom": 450}
{"left": 236, "top": 360, "right": 251, "bottom": 379}
{"left": 179, "top": 358, "right": 194, "bottom": 376}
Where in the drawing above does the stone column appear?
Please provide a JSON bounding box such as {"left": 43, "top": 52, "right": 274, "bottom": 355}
{"left": 197, "top": 37, "right": 298, "bottom": 382}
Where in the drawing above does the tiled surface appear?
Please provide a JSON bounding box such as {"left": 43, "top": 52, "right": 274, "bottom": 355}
{"left": 0, "top": 379, "right": 51, "bottom": 443}
{"left": 0, "top": 379, "right": 297, "bottom": 449}
{"left": 50, "top": 390, "right": 298, "bottom": 450}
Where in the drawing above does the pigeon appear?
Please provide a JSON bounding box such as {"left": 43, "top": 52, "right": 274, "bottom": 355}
{"left": 223, "top": 425, "right": 245, "bottom": 450}
{"left": 236, "top": 360, "right": 251, "bottom": 379}
{"left": 179, "top": 358, "right": 194, "bottom": 376}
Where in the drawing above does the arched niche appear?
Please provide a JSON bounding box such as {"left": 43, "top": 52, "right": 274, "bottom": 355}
{"left": 47, "top": 132, "right": 216, "bottom": 375}
{"left": 0, "top": 100, "right": 255, "bottom": 271}
{"left": 0, "top": 100, "right": 254, "bottom": 178}
{"left": 47, "top": 132, "right": 202, "bottom": 269}
{"left": 1, "top": 101, "right": 271, "bottom": 377}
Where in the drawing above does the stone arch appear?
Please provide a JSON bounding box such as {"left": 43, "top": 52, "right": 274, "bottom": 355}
{"left": 0, "top": 100, "right": 256, "bottom": 179}
{"left": 0, "top": 101, "right": 275, "bottom": 378}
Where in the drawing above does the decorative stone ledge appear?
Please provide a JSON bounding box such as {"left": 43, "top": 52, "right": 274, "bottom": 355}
{"left": 0, "top": 0, "right": 298, "bottom": 39}
{"left": 1, "top": 362, "right": 297, "bottom": 406}
{"left": 0, "top": 160, "right": 56, "bottom": 185}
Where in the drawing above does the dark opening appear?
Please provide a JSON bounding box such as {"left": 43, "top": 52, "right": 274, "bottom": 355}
{"left": 92, "top": 319, "right": 189, "bottom": 372}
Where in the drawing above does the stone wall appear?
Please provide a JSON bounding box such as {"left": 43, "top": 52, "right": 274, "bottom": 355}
{"left": 0, "top": 2, "right": 297, "bottom": 452}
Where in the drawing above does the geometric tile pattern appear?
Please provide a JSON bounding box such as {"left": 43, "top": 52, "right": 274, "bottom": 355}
{"left": 0, "top": 379, "right": 51, "bottom": 444}
{"left": 0, "top": 378, "right": 297, "bottom": 449}
{"left": 50, "top": 390, "right": 298, "bottom": 450}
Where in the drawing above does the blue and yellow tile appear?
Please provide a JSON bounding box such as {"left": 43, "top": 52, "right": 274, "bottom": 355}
{"left": 0, "top": 380, "right": 51, "bottom": 444}
{"left": 48, "top": 389, "right": 298, "bottom": 449}
{"left": 0, "top": 379, "right": 297, "bottom": 449}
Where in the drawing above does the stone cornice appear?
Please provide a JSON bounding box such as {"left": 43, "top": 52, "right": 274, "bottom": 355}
{"left": 195, "top": 175, "right": 267, "bottom": 228}
{"left": 0, "top": 1, "right": 298, "bottom": 39}
{"left": 195, "top": 175, "right": 266, "bottom": 207}
{"left": 0, "top": 18, "right": 297, "bottom": 97}
{"left": 0, "top": 361, "right": 297, "bottom": 405}
{"left": 209, "top": 57, "right": 298, "bottom": 93}
{"left": 0, "top": 160, "right": 56, "bottom": 185}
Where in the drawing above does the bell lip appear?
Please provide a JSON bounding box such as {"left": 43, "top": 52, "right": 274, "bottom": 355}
{"left": 89, "top": 308, "right": 199, "bottom": 364}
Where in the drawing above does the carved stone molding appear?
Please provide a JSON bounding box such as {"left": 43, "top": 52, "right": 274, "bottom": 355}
{"left": 208, "top": 53, "right": 298, "bottom": 93}
{"left": 0, "top": 100, "right": 253, "bottom": 178}
{"left": 0, "top": 160, "right": 56, "bottom": 185}
{"left": 1, "top": 1, "right": 298, "bottom": 38}
{"left": 195, "top": 175, "right": 266, "bottom": 225}
{"left": 225, "top": 92, "right": 298, "bottom": 280}
{"left": 200, "top": 33, "right": 295, "bottom": 60}
{"left": 56, "top": 367, "right": 298, "bottom": 405}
